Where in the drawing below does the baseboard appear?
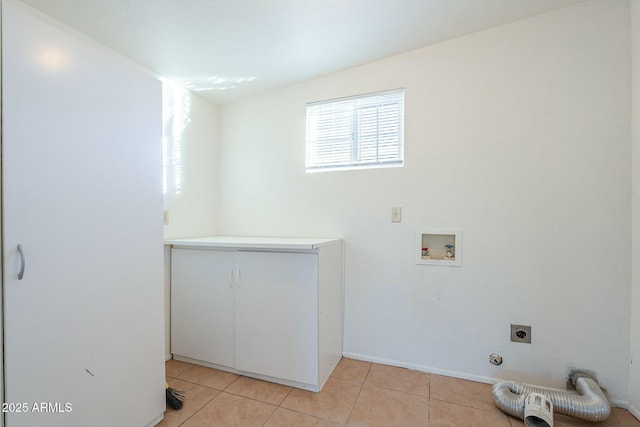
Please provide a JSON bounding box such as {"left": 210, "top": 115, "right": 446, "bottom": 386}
{"left": 342, "top": 351, "right": 632, "bottom": 410}
{"left": 342, "top": 352, "right": 496, "bottom": 385}
{"left": 629, "top": 403, "right": 640, "bottom": 421}
{"left": 165, "top": 353, "right": 173, "bottom": 361}
{"left": 609, "top": 399, "right": 631, "bottom": 410}
{"left": 172, "top": 354, "right": 322, "bottom": 392}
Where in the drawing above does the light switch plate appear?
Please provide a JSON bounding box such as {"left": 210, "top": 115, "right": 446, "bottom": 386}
{"left": 391, "top": 207, "right": 402, "bottom": 222}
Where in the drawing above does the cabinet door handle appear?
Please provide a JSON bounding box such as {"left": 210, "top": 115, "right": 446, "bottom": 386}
{"left": 227, "top": 268, "right": 234, "bottom": 288}
{"left": 235, "top": 268, "right": 241, "bottom": 288}
{"left": 17, "top": 244, "right": 25, "bottom": 280}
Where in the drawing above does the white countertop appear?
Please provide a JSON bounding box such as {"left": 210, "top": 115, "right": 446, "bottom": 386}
{"left": 165, "top": 236, "right": 341, "bottom": 250}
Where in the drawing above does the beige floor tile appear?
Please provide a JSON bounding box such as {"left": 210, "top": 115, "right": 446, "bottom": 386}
{"left": 176, "top": 364, "right": 239, "bottom": 390}
{"left": 508, "top": 415, "right": 521, "bottom": 426}
{"left": 281, "top": 377, "right": 362, "bottom": 424}
{"left": 430, "top": 374, "right": 497, "bottom": 412}
{"left": 364, "top": 363, "right": 429, "bottom": 398}
{"left": 553, "top": 414, "right": 594, "bottom": 427}
{"left": 264, "top": 408, "right": 345, "bottom": 427}
{"left": 331, "top": 358, "right": 371, "bottom": 383}
{"left": 598, "top": 408, "right": 640, "bottom": 427}
{"left": 160, "top": 360, "right": 640, "bottom": 427}
{"left": 225, "top": 376, "right": 293, "bottom": 406}
{"left": 156, "top": 378, "right": 219, "bottom": 427}
{"left": 166, "top": 359, "right": 196, "bottom": 379}
{"left": 347, "top": 385, "right": 428, "bottom": 427}
{"left": 181, "top": 392, "right": 276, "bottom": 427}
{"left": 430, "top": 399, "right": 511, "bottom": 427}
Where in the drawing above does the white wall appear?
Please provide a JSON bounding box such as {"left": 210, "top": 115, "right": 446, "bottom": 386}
{"left": 163, "top": 83, "right": 219, "bottom": 358}
{"left": 219, "top": 0, "right": 632, "bottom": 402}
{"left": 630, "top": 0, "right": 640, "bottom": 418}
{"left": 163, "top": 82, "right": 219, "bottom": 240}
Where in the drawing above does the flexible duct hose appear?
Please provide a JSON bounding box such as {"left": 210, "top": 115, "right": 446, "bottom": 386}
{"left": 492, "top": 372, "right": 610, "bottom": 422}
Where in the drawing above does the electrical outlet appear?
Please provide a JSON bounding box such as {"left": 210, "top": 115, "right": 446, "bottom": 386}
{"left": 489, "top": 353, "right": 503, "bottom": 366}
{"left": 510, "top": 324, "right": 531, "bottom": 344}
{"left": 163, "top": 209, "right": 170, "bottom": 225}
{"left": 391, "top": 206, "right": 402, "bottom": 222}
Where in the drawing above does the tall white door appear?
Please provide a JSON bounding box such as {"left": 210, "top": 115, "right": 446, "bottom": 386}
{"left": 2, "top": 3, "right": 165, "bottom": 426}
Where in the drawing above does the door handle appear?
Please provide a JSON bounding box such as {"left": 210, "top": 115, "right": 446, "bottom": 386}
{"left": 235, "top": 268, "right": 241, "bottom": 288}
{"left": 227, "top": 268, "right": 234, "bottom": 288}
{"left": 17, "top": 244, "right": 25, "bottom": 280}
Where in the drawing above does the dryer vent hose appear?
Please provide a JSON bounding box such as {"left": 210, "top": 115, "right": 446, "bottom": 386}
{"left": 492, "top": 371, "right": 610, "bottom": 422}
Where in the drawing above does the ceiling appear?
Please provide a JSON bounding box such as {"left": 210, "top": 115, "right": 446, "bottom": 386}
{"left": 20, "top": 0, "right": 585, "bottom": 105}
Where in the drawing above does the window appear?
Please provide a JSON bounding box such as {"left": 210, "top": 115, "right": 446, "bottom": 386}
{"left": 306, "top": 89, "right": 404, "bottom": 172}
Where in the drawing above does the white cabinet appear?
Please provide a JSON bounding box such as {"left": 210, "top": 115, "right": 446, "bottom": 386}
{"left": 2, "top": 3, "right": 165, "bottom": 427}
{"left": 168, "top": 237, "right": 343, "bottom": 392}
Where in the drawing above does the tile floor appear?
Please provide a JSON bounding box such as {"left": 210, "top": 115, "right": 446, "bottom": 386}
{"left": 158, "top": 358, "right": 640, "bottom": 427}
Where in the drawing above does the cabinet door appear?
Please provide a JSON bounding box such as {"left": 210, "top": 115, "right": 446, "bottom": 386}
{"left": 171, "top": 249, "right": 235, "bottom": 367}
{"left": 2, "top": 3, "right": 165, "bottom": 427}
{"left": 235, "top": 251, "right": 318, "bottom": 385}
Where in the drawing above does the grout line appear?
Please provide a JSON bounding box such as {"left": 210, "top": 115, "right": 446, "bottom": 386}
{"left": 342, "top": 361, "right": 372, "bottom": 426}
{"left": 169, "top": 376, "right": 230, "bottom": 392}
{"left": 256, "top": 401, "right": 278, "bottom": 427}
{"left": 259, "top": 405, "right": 275, "bottom": 427}
{"left": 223, "top": 374, "right": 242, "bottom": 391}
{"left": 221, "top": 384, "right": 293, "bottom": 408}
{"left": 428, "top": 372, "right": 432, "bottom": 427}
{"left": 278, "top": 387, "right": 294, "bottom": 406}
{"left": 170, "top": 391, "right": 218, "bottom": 427}
{"left": 179, "top": 394, "right": 219, "bottom": 427}
{"left": 428, "top": 394, "right": 498, "bottom": 412}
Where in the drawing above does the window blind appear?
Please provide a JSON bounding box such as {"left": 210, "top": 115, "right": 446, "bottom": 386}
{"left": 306, "top": 89, "right": 404, "bottom": 171}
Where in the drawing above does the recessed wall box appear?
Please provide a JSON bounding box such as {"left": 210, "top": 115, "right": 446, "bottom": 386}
{"left": 417, "top": 228, "right": 462, "bottom": 266}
